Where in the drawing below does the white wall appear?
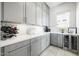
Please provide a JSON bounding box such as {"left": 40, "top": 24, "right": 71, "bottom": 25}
{"left": 50, "top": 2, "right": 76, "bottom": 32}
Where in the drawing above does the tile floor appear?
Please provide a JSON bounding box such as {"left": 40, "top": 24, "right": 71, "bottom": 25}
{"left": 40, "top": 46, "right": 77, "bottom": 56}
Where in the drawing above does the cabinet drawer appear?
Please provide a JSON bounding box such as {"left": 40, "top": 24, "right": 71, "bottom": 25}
{"left": 50, "top": 38, "right": 58, "bottom": 43}
{"left": 5, "top": 44, "right": 31, "bottom": 56}
{"left": 50, "top": 41, "right": 58, "bottom": 46}
{"left": 50, "top": 34, "right": 58, "bottom": 39}
{"left": 31, "top": 36, "right": 41, "bottom": 42}
{"left": 4, "top": 40, "right": 30, "bottom": 53}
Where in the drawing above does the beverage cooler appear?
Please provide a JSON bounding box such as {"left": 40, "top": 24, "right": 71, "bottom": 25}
{"left": 71, "top": 36, "right": 77, "bottom": 50}
{"left": 63, "top": 34, "right": 78, "bottom": 54}
{"left": 63, "top": 35, "right": 69, "bottom": 49}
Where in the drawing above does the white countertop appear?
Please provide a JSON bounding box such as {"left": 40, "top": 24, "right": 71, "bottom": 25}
{"left": 0, "top": 32, "right": 50, "bottom": 47}
{"left": 0, "top": 32, "right": 79, "bottom": 47}
{"left": 51, "top": 32, "right": 79, "bottom": 36}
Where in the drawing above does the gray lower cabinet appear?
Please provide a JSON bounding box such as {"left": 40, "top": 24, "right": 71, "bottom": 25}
{"left": 0, "top": 33, "right": 50, "bottom": 56}
{"left": 3, "top": 40, "right": 31, "bottom": 56}
{"left": 50, "top": 33, "right": 58, "bottom": 46}
{"left": 46, "top": 34, "right": 50, "bottom": 47}
{"left": 31, "top": 37, "right": 41, "bottom": 56}
{"left": 5, "top": 44, "right": 30, "bottom": 56}
{"left": 50, "top": 33, "right": 63, "bottom": 48}
{"left": 41, "top": 35, "right": 47, "bottom": 52}
{"left": 0, "top": 48, "right": 1, "bottom": 56}
{"left": 31, "top": 33, "right": 50, "bottom": 56}
{"left": 58, "top": 34, "right": 63, "bottom": 48}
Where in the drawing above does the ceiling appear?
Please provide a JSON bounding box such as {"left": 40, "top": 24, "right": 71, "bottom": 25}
{"left": 46, "top": 2, "right": 64, "bottom": 8}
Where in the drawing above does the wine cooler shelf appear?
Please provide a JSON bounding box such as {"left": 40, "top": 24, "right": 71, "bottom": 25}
{"left": 63, "top": 35, "right": 78, "bottom": 53}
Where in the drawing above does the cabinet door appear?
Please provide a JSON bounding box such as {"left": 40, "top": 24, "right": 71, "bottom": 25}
{"left": 36, "top": 3, "right": 42, "bottom": 26}
{"left": 46, "top": 8, "right": 50, "bottom": 26}
{"left": 42, "top": 11, "right": 47, "bottom": 26}
{"left": 0, "top": 2, "right": 1, "bottom": 21}
{"left": 46, "top": 12, "right": 49, "bottom": 26}
{"left": 46, "top": 34, "right": 50, "bottom": 47}
{"left": 4, "top": 2, "right": 25, "bottom": 23}
{"left": 26, "top": 2, "right": 36, "bottom": 25}
{"left": 0, "top": 47, "right": 1, "bottom": 56}
{"left": 50, "top": 33, "right": 58, "bottom": 46}
{"left": 41, "top": 35, "right": 47, "bottom": 51}
{"left": 31, "top": 38, "right": 41, "bottom": 56}
{"left": 5, "top": 44, "right": 31, "bottom": 56}
{"left": 58, "top": 34, "right": 63, "bottom": 48}
{"left": 0, "top": 2, "right": 1, "bottom": 35}
{"left": 42, "top": 3, "right": 48, "bottom": 26}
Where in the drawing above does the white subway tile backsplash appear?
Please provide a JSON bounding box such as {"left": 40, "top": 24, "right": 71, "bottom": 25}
{"left": 1, "top": 22, "right": 44, "bottom": 36}
{"left": 26, "top": 25, "right": 44, "bottom": 35}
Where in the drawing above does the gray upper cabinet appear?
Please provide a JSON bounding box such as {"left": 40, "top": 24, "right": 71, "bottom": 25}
{"left": 36, "top": 3, "right": 42, "bottom": 26}
{"left": 50, "top": 33, "right": 58, "bottom": 46}
{"left": 0, "top": 3, "right": 1, "bottom": 36}
{"left": 36, "top": 3, "right": 49, "bottom": 26}
{"left": 46, "top": 8, "right": 50, "bottom": 26}
{"left": 4, "top": 2, "right": 25, "bottom": 23}
{"left": 42, "top": 10, "right": 47, "bottom": 26}
{"left": 58, "top": 34, "right": 63, "bottom": 48}
{"left": 26, "top": 2, "right": 36, "bottom": 25}
{"left": 2, "top": 2, "right": 49, "bottom": 26}
{"left": 42, "top": 3, "right": 49, "bottom": 26}
{"left": 0, "top": 2, "right": 1, "bottom": 21}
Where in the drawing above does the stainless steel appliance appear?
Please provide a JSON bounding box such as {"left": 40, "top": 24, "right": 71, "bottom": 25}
{"left": 63, "top": 34, "right": 78, "bottom": 54}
